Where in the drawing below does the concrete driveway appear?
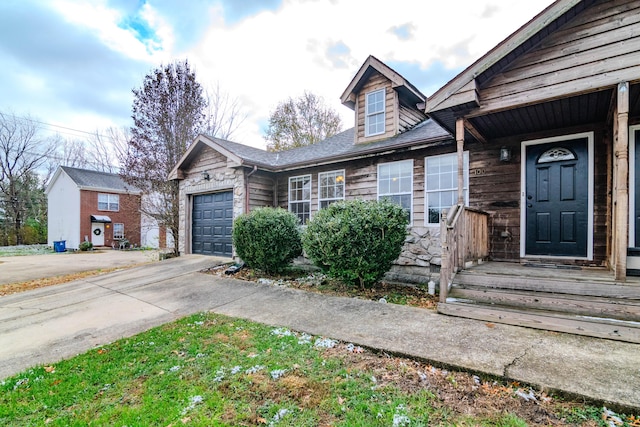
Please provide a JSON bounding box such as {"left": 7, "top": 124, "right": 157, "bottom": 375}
{"left": 0, "top": 255, "right": 227, "bottom": 379}
{"left": 0, "top": 250, "right": 160, "bottom": 285}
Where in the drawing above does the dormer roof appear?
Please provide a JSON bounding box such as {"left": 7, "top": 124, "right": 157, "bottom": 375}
{"left": 340, "top": 55, "right": 426, "bottom": 110}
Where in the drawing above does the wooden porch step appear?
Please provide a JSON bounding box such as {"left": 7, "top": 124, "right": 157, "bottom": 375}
{"left": 454, "top": 270, "right": 640, "bottom": 300}
{"left": 449, "top": 287, "right": 640, "bottom": 321}
{"left": 438, "top": 301, "right": 640, "bottom": 344}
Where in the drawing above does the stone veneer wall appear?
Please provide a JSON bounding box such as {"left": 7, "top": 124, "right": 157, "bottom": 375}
{"left": 177, "top": 169, "right": 244, "bottom": 255}
{"left": 385, "top": 226, "right": 441, "bottom": 285}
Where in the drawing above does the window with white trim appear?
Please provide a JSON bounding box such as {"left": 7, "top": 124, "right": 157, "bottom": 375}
{"left": 319, "top": 170, "right": 345, "bottom": 209}
{"left": 289, "top": 175, "right": 311, "bottom": 224}
{"left": 365, "top": 89, "right": 385, "bottom": 136}
{"left": 113, "top": 223, "right": 124, "bottom": 239}
{"left": 378, "top": 160, "right": 413, "bottom": 221}
{"left": 425, "top": 152, "right": 469, "bottom": 225}
{"left": 98, "top": 193, "right": 119, "bottom": 211}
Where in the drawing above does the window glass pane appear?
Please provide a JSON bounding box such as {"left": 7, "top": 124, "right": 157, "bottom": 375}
{"left": 425, "top": 152, "right": 469, "bottom": 225}
{"left": 377, "top": 160, "right": 412, "bottom": 221}
{"left": 319, "top": 170, "right": 345, "bottom": 209}
{"left": 113, "top": 223, "right": 124, "bottom": 239}
{"left": 108, "top": 194, "right": 119, "bottom": 211}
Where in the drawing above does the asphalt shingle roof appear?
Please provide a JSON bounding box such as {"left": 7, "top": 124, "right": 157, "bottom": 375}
{"left": 60, "top": 166, "right": 142, "bottom": 193}
{"left": 210, "top": 118, "right": 452, "bottom": 170}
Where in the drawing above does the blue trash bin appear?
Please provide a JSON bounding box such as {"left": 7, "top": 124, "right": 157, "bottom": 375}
{"left": 53, "top": 240, "right": 66, "bottom": 252}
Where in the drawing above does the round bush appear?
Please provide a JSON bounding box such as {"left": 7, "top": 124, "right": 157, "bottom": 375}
{"left": 78, "top": 241, "right": 93, "bottom": 251}
{"left": 232, "top": 207, "right": 302, "bottom": 273}
{"left": 302, "top": 199, "right": 408, "bottom": 288}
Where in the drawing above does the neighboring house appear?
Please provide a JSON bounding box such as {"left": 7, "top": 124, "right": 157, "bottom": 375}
{"left": 140, "top": 193, "right": 174, "bottom": 250}
{"left": 169, "top": 0, "right": 640, "bottom": 340}
{"left": 169, "top": 55, "right": 453, "bottom": 283}
{"left": 46, "top": 166, "right": 142, "bottom": 250}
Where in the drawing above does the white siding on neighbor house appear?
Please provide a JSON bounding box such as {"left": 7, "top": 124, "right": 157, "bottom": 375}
{"left": 140, "top": 211, "right": 174, "bottom": 249}
{"left": 47, "top": 171, "right": 81, "bottom": 249}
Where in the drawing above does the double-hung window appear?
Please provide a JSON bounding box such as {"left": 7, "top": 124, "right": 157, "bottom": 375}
{"left": 378, "top": 160, "right": 413, "bottom": 221}
{"left": 289, "top": 175, "right": 311, "bottom": 224}
{"left": 365, "top": 89, "right": 385, "bottom": 136}
{"left": 98, "top": 193, "right": 119, "bottom": 211}
{"left": 113, "top": 223, "right": 124, "bottom": 239}
{"left": 425, "top": 152, "right": 469, "bottom": 225}
{"left": 318, "top": 170, "right": 345, "bottom": 209}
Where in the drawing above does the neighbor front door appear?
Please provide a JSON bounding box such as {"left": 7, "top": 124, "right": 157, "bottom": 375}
{"left": 91, "top": 222, "right": 105, "bottom": 246}
{"left": 525, "top": 137, "right": 589, "bottom": 257}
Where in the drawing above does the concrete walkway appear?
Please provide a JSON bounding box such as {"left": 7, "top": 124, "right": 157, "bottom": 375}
{"left": 0, "top": 255, "right": 637, "bottom": 411}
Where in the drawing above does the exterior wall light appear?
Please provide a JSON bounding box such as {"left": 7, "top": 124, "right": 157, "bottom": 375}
{"left": 500, "top": 147, "right": 511, "bottom": 162}
{"left": 201, "top": 170, "right": 210, "bottom": 181}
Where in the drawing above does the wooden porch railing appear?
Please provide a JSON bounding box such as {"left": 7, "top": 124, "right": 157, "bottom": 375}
{"left": 439, "top": 204, "right": 490, "bottom": 303}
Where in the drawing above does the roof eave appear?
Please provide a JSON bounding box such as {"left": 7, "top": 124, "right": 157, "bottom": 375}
{"left": 168, "top": 134, "right": 246, "bottom": 180}
{"left": 77, "top": 185, "right": 143, "bottom": 195}
{"left": 426, "top": 0, "right": 580, "bottom": 114}
{"left": 275, "top": 135, "right": 453, "bottom": 172}
{"left": 340, "top": 55, "right": 426, "bottom": 107}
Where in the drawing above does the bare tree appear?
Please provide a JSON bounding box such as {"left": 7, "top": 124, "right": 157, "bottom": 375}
{"left": 203, "top": 83, "right": 247, "bottom": 140}
{"left": 0, "top": 111, "right": 54, "bottom": 245}
{"left": 86, "top": 127, "right": 130, "bottom": 173}
{"left": 122, "top": 59, "right": 207, "bottom": 254}
{"left": 59, "top": 138, "right": 87, "bottom": 167}
{"left": 264, "top": 91, "right": 343, "bottom": 152}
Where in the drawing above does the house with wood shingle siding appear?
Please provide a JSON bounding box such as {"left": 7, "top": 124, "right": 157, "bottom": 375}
{"left": 171, "top": 0, "right": 640, "bottom": 341}
{"left": 169, "top": 56, "right": 453, "bottom": 282}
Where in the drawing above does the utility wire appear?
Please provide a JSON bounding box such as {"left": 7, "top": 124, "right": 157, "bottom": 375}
{"left": 0, "top": 110, "right": 125, "bottom": 142}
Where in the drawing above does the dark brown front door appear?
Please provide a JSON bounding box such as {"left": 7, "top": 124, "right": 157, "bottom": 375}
{"left": 525, "top": 138, "right": 588, "bottom": 257}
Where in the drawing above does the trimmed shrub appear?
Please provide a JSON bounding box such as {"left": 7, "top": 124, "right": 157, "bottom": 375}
{"left": 302, "top": 199, "right": 408, "bottom": 288}
{"left": 79, "top": 241, "right": 93, "bottom": 251}
{"left": 232, "top": 207, "right": 302, "bottom": 274}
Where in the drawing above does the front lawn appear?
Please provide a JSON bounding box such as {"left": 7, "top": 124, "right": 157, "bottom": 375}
{"left": 1, "top": 312, "right": 630, "bottom": 426}
{"left": 0, "top": 244, "right": 52, "bottom": 256}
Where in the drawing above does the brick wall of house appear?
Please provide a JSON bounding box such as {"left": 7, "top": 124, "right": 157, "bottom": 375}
{"left": 79, "top": 190, "right": 142, "bottom": 247}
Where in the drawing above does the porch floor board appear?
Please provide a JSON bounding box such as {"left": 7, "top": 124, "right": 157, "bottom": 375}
{"left": 439, "top": 261, "right": 640, "bottom": 343}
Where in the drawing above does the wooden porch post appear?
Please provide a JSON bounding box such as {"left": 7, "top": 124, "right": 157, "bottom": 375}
{"left": 456, "top": 118, "right": 465, "bottom": 204}
{"left": 614, "top": 82, "right": 629, "bottom": 280}
{"left": 456, "top": 118, "right": 466, "bottom": 270}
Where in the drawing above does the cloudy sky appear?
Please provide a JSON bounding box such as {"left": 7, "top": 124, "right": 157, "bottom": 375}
{"left": 0, "top": 0, "right": 555, "bottom": 151}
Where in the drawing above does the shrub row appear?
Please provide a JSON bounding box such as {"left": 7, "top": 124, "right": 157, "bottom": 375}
{"left": 232, "top": 200, "right": 408, "bottom": 287}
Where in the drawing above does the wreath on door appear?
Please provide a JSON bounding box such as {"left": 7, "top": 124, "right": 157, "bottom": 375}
{"left": 93, "top": 228, "right": 102, "bottom": 236}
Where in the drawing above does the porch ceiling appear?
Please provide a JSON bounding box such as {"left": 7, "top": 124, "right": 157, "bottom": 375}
{"left": 431, "top": 82, "right": 640, "bottom": 142}
{"left": 466, "top": 89, "right": 614, "bottom": 140}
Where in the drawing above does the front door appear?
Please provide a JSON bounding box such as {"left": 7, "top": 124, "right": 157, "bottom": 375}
{"left": 525, "top": 137, "right": 589, "bottom": 257}
{"left": 91, "top": 222, "right": 105, "bottom": 246}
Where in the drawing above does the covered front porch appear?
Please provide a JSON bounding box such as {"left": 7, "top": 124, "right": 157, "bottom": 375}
{"left": 424, "top": 0, "right": 640, "bottom": 340}
{"left": 433, "top": 78, "right": 640, "bottom": 341}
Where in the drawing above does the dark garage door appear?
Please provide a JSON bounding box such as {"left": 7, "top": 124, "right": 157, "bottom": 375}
{"left": 192, "top": 192, "right": 233, "bottom": 256}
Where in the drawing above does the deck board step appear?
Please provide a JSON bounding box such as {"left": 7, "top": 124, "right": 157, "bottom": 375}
{"left": 454, "top": 272, "right": 640, "bottom": 300}
{"left": 449, "top": 287, "right": 640, "bottom": 321}
{"left": 438, "top": 302, "right": 640, "bottom": 344}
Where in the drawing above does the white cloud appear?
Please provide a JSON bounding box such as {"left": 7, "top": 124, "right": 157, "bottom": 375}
{"left": 0, "top": 0, "right": 555, "bottom": 151}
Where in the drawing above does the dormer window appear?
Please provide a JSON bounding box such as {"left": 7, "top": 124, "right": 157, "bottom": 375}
{"left": 365, "top": 89, "right": 385, "bottom": 136}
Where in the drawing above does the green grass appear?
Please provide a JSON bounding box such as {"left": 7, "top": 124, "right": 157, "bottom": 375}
{"left": 0, "top": 244, "right": 53, "bottom": 256}
{"left": 0, "top": 313, "right": 619, "bottom": 426}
